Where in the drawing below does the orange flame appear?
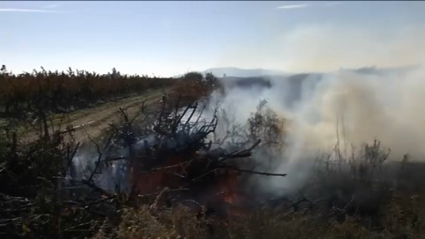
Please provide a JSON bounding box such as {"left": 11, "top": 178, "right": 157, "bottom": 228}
{"left": 128, "top": 153, "right": 250, "bottom": 218}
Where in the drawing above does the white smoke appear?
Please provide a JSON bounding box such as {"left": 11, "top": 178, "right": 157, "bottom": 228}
{"left": 203, "top": 66, "right": 425, "bottom": 196}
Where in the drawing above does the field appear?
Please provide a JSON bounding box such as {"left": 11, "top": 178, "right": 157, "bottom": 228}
{"left": 1, "top": 68, "right": 425, "bottom": 239}
{"left": 0, "top": 67, "right": 173, "bottom": 118}
{"left": 0, "top": 68, "right": 213, "bottom": 142}
{"left": 21, "top": 90, "right": 165, "bottom": 143}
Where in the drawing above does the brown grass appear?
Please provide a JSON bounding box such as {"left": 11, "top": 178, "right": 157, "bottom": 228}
{"left": 87, "top": 190, "right": 425, "bottom": 239}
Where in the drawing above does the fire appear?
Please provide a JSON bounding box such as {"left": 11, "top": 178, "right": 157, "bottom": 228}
{"left": 129, "top": 153, "right": 196, "bottom": 195}
{"left": 215, "top": 169, "right": 242, "bottom": 205}
{"left": 131, "top": 169, "right": 167, "bottom": 195}
{"left": 122, "top": 127, "right": 258, "bottom": 220}
{"left": 205, "top": 168, "right": 254, "bottom": 218}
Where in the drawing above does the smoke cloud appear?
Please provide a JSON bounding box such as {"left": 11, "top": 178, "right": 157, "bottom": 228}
{"left": 204, "top": 65, "right": 425, "bottom": 196}
{"left": 207, "top": 17, "right": 425, "bottom": 196}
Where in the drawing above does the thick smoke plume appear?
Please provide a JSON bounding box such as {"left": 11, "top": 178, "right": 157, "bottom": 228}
{"left": 204, "top": 66, "right": 425, "bottom": 196}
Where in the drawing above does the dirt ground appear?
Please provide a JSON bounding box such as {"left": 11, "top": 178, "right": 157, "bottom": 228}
{"left": 21, "top": 89, "right": 167, "bottom": 143}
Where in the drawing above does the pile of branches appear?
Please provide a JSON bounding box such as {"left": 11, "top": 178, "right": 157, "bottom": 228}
{"left": 83, "top": 96, "right": 287, "bottom": 218}
{"left": 0, "top": 93, "right": 287, "bottom": 238}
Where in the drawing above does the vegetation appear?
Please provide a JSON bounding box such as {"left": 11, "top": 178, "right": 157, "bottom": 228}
{"left": 1, "top": 66, "right": 425, "bottom": 239}
{"left": 0, "top": 66, "right": 175, "bottom": 119}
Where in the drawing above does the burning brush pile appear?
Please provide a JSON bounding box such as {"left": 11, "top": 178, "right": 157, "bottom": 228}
{"left": 73, "top": 96, "right": 287, "bottom": 221}
{"left": 3, "top": 92, "right": 425, "bottom": 238}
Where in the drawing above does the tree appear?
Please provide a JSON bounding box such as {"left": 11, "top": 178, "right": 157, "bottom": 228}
{"left": 205, "top": 72, "right": 218, "bottom": 85}
{"left": 110, "top": 67, "right": 121, "bottom": 78}
{"left": 183, "top": 72, "right": 203, "bottom": 82}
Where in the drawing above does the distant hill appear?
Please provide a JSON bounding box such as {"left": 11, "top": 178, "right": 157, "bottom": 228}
{"left": 211, "top": 65, "right": 420, "bottom": 110}
{"left": 205, "top": 65, "right": 418, "bottom": 93}
{"left": 202, "top": 67, "right": 286, "bottom": 78}
{"left": 351, "top": 65, "right": 420, "bottom": 76}
{"left": 202, "top": 65, "right": 419, "bottom": 78}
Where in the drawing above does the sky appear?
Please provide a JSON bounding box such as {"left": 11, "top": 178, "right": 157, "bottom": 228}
{"left": 1, "top": 1, "right": 425, "bottom": 77}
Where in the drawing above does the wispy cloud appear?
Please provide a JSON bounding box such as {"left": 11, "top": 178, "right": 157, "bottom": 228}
{"left": 276, "top": 4, "right": 308, "bottom": 10}
{"left": 0, "top": 8, "right": 60, "bottom": 13}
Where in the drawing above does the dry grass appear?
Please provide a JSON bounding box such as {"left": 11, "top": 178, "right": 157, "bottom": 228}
{"left": 88, "top": 190, "right": 425, "bottom": 239}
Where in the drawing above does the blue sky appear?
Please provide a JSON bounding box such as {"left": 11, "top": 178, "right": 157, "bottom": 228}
{"left": 1, "top": 1, "right": 425, "bottom": 76}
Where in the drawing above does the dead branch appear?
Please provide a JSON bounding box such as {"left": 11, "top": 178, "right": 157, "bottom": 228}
{"left": 149, "top": 187, "right": 170, "bottom": 211}
{"left": 221, "top": 166, "right": 287, "bottom": 177}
